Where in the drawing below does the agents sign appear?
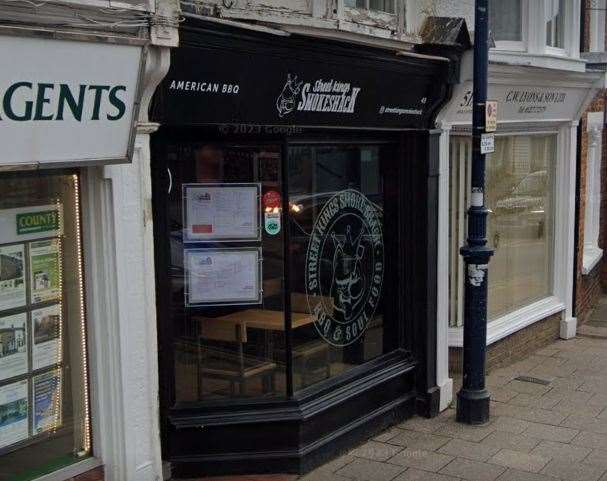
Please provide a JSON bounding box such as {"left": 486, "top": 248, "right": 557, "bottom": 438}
{"left": 0, "top": 33, "right": 144, "bottom": 168}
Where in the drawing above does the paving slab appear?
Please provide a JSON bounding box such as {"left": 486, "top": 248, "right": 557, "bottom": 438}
{"left": 530, "top": 440, "right": 592, "bottom": 463}
{"left": 439, "top": 458, "right": 506, "bottom": 481}
{"left": 388, "top": 449, "right": 455, "bottom": 472}
{"left": 335, "top": 458, "right": 406, "bottom": 481}
{"left": 488, "top": 449, "right": 550, "bottom": 473}
{"left": 541, "top": 460, "right": 606, "bottom": 481}
{"left": 438, "top": 439, "right": 501, "bottom": 462}
{"left": 349, "top": 441, "right": 403, "bottom": 462}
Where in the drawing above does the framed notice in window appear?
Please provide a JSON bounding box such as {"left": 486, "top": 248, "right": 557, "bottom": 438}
{"left": 183, "top": 183, "right": 261, "bottom": 242}
{"left": 185, "top": 248, "right": 262, "bottom": 307}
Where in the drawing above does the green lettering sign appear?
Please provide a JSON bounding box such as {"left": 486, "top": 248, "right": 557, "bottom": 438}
{"left": 16, "top": 210, "right": 60, "bottom": 235}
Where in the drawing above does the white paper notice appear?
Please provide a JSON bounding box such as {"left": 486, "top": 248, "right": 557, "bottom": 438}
{"left": 0, "top": 244, "right": 26, "bottom": 312}
{"left": 31, "top": 304, "right": 62, "bottom": 370}
{"left": 186, "top": 249, "right": 261, "bottom": 305}
{"left": 184, "top": 184, "right": 259, "bottom": 241}
{"left": 0, "top": 379, "right": 28, "bottom": 449}
{"left": 0, "top": 313, "right": 27, "bottom": 381}
{"left": 33, "top": 370, "right": 62, "bottom": 434}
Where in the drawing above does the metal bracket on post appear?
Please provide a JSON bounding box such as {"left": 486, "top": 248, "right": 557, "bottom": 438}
{"left": 456, "top": 0, "right": 494, "bottom": 425}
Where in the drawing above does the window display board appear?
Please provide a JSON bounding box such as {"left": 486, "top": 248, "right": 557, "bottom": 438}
{"left": 0, "top": 204, "right": 65, "bottom": 453}
{"left": 183, "top": 183, "right": 261, "bottom": 242}
{"left": 184, "top": 248, "right": 262, "bottom": 306}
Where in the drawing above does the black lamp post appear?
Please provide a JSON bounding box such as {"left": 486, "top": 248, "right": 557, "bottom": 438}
{"left": 456, "top": 0, "right": 494, "bottom": 425}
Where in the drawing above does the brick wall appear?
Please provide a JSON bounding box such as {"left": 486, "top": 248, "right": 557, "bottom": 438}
{"left": 69, "top": 466, "right": 104, "bottom": 481}
{"left": 575, "top": 93, "right": 606, "bottom": 323}
{"left": 576, "top": 3, "right": 607, "bottom": 320}
{"left": 449, "top": 313, "right": 561, "bottom": 374}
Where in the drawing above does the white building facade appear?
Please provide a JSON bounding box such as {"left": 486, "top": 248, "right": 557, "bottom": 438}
{"left": 0, "top": 2, "right": 177, "bottom": 480}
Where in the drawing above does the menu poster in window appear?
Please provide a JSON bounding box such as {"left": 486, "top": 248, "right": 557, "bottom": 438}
{"left": 0, "top": 244, "right": 26, "bottom": 312}
{"left": 183, "top": 184, "right": 260, "bottom": 242}
{"left": 0, "top": 313, "right": 28, "bottom": 381}
{"left": 29, "top": 239, "right": 62, "bottom": 304}
{"left": 185, "top": 249, "right": 262, "bottom": 306}
{"left": 33, "top": 370, "right": 62, "bottom": 435}
{"left": 0, "top": 379, "right": 28, "bottom": 449}
{"left": 31, "top": 305, "right": 61, "bottom": 371}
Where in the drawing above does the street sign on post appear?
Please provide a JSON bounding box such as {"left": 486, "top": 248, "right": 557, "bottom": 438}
{"left": 486, "top": 100, "right": 497, "bottom": 132}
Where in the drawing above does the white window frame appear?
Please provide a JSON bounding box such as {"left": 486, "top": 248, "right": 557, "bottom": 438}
{"left": 582, "top": 112, "right": 604, "bottom": 274}
{"left": 447, "top": 123, "right": 575, "bottom": 346}
{"left": 488, "top": 0, "right": 582, "bottom": 66}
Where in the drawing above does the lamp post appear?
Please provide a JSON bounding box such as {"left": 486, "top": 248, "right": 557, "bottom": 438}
{"left": 456, "top": 0, "right": 493, "bottom": 425}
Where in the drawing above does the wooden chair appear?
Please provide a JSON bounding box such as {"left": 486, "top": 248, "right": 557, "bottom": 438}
{"left": 197, "top": 318, "right": 276, "bottom": 398}
{"left": 289, "top": 293, "right": 331, "bottom": 387}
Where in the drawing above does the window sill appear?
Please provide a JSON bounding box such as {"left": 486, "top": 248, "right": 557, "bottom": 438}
{"left": 582, "top": 245, "right": 603, "bottom": 275}
{"left": 448, "top": 296, "right": 565, "bottom": 347}
{"left": 32, "top": 457, "right": 102, "bottom": 481}
{"left": 489, "top": 50, "right": 587, "bottom": 72}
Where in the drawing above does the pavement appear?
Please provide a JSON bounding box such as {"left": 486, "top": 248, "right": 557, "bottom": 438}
{"left": 185, "top": 300, "right": 607, "bottom": 481}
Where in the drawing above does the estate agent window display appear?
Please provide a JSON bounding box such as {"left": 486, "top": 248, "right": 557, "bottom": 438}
{"left": 0, "top": 171, "right": 91, "bottom": 481}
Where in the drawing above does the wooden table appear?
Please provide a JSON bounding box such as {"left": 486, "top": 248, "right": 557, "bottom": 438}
{"left": 194, "top": 309, "right": 315, "bottom": 342}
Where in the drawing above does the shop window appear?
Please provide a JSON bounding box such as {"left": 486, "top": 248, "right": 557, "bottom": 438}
{"left": 159, "top": 140, "right": 399, "bottom": 401}
{"left": 0, "top": 172, "right": 91, "bottom": 480}
{"left": 449, "top": 135, "right": 556, "bottom": 326}
{"left": 344, "top": 0, "right": 396, "bottom": 14}
{"left": 583, "top": 112, "right": 604, "bottom": 274}
{"left": 489, "top": 0, "right": 523, "bottom": 42}
{"left": 546, "top": 0, "right": 566, "bottom": 49}
{"left": 287, "top": 144, "right": 397, "bottom": 391}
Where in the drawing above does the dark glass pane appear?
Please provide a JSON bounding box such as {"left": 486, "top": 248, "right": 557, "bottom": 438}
{"left": 489, "top": 0, "right": 522, "bottom": 41}
{"left": 165, "top": 144, "right": 286, "bottom": 401}
{"left": 287, "top": 144, "right": 397, "bottom": 391}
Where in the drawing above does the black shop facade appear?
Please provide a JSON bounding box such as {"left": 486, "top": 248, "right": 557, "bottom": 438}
{"left": 150, "top": 17, "right": 456, "bottom": 477}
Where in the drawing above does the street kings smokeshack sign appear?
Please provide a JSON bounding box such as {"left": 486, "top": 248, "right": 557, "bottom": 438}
{"left": 155, "top": 41, "right": 446, "bottom": 129}
{"left": 0, "top": 34, "right": 143, "bottom": 168}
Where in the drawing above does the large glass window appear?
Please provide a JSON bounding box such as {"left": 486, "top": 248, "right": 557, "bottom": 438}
{"left": 546, "top": 0, "right": 566, "bottom": 49}
{"left": 287, "top": 144, "right": 397, "bottom": 391}
{"left": 449, "top": 135, "right": 556, "bottom": 326}
{"left": 160, "top": 139, "right": 399, "bottom": 401}
{"left": 165, "top": 144, "right": 286, "bottom": 402}
{"left": 489, "top": 0, "right": 523, "bottom": 42}
{"left": 0, "top": 172, "right": 91, "bottom": 481}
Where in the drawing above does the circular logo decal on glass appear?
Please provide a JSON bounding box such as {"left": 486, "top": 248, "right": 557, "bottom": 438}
{"left": 305, "top": 189, "right": 384, "bottom": 347}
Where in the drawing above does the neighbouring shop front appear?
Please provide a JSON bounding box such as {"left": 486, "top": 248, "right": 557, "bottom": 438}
{"left": 150, "top": 18, "right": 455, "bottom": 477}
{"left": 437, "top": 62, "right": 604, "bottom": 353}
{"left": 0, "top": 28, "right": 146, "bottom": 481}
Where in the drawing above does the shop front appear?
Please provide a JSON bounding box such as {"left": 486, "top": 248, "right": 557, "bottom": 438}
{"left": 0, "top": 24, "right": 171, "bottom": 481}
{"left": 150, "top": 18, "right": 455, "bottom": 477}
{"left": 436, "top": 61, "right": 605, "bottom": 364}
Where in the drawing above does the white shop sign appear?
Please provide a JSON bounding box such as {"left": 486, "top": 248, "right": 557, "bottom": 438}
{"left": 0, "top": 32, "right": 144, "bottom": 168}
{"left": 446, "top": 82, "right": 588, "bottom": 126}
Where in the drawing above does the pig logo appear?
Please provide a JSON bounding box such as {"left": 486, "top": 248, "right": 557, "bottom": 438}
{"left": 276, "top": 74, "right": 303, "bottom": 118}
{"left": 305, "top": 189, "right": 384, "bottom": 347}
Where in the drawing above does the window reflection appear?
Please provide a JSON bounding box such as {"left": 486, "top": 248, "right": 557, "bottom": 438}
{"left": 288, "top": 145, "right": 395, "bottom": 391}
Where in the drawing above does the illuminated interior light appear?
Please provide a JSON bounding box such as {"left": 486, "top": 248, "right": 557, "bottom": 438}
{"left": 73, "top": 174, "right": 91, "bottom": 454}
{"left": 53, "top": 197, "right": 64, "bottom": 435}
